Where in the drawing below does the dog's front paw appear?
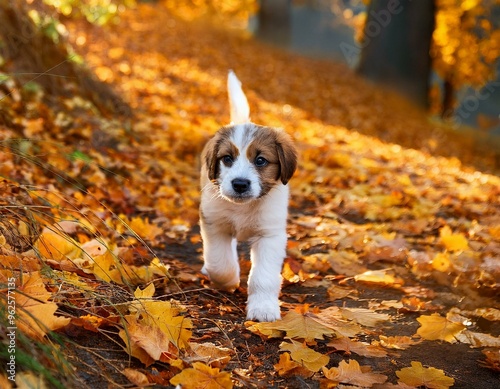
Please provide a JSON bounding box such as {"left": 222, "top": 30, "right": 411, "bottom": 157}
{"left": 201, "top": 265, "right": 240, "bottom": 292}
{"left": 246, "top": 296, "right": 281, "bottom": 322}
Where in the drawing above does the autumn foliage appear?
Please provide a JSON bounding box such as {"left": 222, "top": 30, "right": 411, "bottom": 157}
{"left": 0, "top": 1, "right": 499, "bottom": 388}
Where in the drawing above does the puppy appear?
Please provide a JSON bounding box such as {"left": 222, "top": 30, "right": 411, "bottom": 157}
{"left": 200, "top": 71, "right": 297, "bottom": 322}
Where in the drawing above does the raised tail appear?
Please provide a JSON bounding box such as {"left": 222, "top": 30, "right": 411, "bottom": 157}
{"left": 227, "top": 70, "right": 250, "bottom": 124}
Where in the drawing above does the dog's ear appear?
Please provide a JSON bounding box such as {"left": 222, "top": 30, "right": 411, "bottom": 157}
{"left": 202, "top": 137, "right": 219, "bottom": 181}
{"left": 276, "top": 132, "right": 297, "bottom": 185}
{"left": 228, "top": 70, "right": 250, "bottom": 124}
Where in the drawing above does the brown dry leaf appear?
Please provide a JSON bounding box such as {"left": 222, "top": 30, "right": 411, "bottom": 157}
{"left": 274, "top": 352, "right": 311, "bottom": 377}
{"left": 396, "top": 361, "right": 454, "bottom": 389}
{"left": 169, "top": 362, "right": 233, "bottom": 389}
{"left": 122, "top": 368, "right": 150, "bottom": 386}
{"left": 247, "top": 306, "right": 338, "bottom": 342}
{"left": 314, "top": 306, "right": 363, "bottom": 338}
{"left": 322, "top": 359, "right": 387, "bottom": 387}
{"left": 480, "top": 349, "right": 500, "bottom": 372}
{"left": 378, "top": 336, "right": 421, "bottom": 350}
{"left": 455, "top": 330, "right": 500, "bottom": 348}
{"left": 327, "top": 337, "right": 388, "bottom": 357}
{"left": 339, "top": 307, "right": 391, "bottom": 327}
{"left": 187, "top": 342, "right": 233, "bottom": 367}
{"left": 279, "top": 339, "right": 330, "bottom": 372}
{"left": 416, "top": 313, "right": 465, "bottom": 342}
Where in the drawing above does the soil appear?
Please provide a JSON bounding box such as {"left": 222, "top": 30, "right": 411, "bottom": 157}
{"left": 61, "top": 223, "right": 499, "bottom": 389}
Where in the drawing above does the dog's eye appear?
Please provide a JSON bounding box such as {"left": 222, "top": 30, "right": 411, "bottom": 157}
{"left": 255, "top": 156, "right": 268, "bottom": 167}
{"left": 222, "top": 155, "right": 233, "bottom": 166}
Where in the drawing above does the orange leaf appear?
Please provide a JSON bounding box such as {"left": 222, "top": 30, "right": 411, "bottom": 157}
{"left": 322, "top": 359, "right": 387, "bottom": 386}
{"left": 396, "top": 361, "right": 454, "bottom": 389}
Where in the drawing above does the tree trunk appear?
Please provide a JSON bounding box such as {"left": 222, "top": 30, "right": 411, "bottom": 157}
{"left": 357, "top": 0, "right": 435, "bottom": 108}
{"left": 256, "top": 0, "right": 292, "bottom": 45}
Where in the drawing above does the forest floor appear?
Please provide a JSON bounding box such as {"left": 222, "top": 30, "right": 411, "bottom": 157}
{"left": 1, "top": 2, "right": 499, "bottom": 389}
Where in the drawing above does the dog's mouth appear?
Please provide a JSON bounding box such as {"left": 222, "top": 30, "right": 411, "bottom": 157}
{"left": 222, "top": 192, "right": 257, "bottom": 204}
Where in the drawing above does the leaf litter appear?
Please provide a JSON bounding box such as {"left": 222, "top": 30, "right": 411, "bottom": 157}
{"left": 0, "top": 1, "right": 499, "bottom": 388}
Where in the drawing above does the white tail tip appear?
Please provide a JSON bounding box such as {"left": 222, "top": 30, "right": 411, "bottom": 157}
{"left": 228, "top": 70, "right": 250, "bottom": 124}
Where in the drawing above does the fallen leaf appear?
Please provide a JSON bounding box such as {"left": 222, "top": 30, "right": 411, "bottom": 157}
{"left": 322, "top": 359, "right": 387, "bottom": 387}
{"left": 378, "top": 336, "right": 421, "bottom": 350}
{"left": 170, "top": 362, "right": 233, "bottom": 389}
{"left": 122, "top": 368, "right": 150, "bottom": 386}
{"left": 327, "top": 337, "right": 388, "bottom": 357}
{"left": 354, "top": 269, "right": 403, "bottom": 287}
{"left": 416, "top": 313, "right": 465, "bottom": 342}
{"left": 455, "top": 330, "right": 500, "bottom": 348}
{"left": 280, "top": 339, "right": 330, "bottom": 372}
{"left": 396, "top": 361, "right": 454, "bottom": 389}
{"left": 340, "top": 307, "right": 391, "bottom": 327}
{"left": 439, "top": 226, "right": 469, "bottom": 251}
{"left": 187, "top": 342, "right": 233, "bottom": 367}
{"left": 274, "top": 352, "right": 311, "bottom": 377}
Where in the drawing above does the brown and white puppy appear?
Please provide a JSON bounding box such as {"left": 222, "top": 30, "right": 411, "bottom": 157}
{"left": 200, "top": 71, "right": 297, "bottom": 322}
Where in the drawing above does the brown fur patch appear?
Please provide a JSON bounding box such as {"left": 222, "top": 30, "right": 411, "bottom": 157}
{"left": 247, "top": 126, "right": 298, "bottom": 195}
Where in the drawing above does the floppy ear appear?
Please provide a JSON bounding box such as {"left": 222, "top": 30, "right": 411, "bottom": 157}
{"left": 202, "top": 137, "right": 220, "bottom": 181}
{"left": 276, "top": 132, "right": 298, "bottom": 185}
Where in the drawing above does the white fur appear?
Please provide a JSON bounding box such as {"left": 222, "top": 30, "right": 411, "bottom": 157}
{"left": 228, "top": 70, "right": 250, "bottom": 124}
{"left": 200, "top": 72, "right": 292, "bottom": 322}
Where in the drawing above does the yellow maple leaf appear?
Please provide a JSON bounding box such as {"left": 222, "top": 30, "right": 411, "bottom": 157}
{"left": 322, "top": 359, "right": 387, "bottom": 386}
{"left": 439, "top": 226, "right": 469, "bottom": 251}
{"left": 170, "top": 362, "right": 233, "bottom": 389}
{"left": 280, "top": 340, "right": 329, "bottom": 372}
{"left": 396, "top": 361, "right": 454, "bottom": 389}
{"left": 130, "top": 300, "right": 192, "bottom": 350}
{"left": 134, "top": 283, "right": 155, "bottom": 299}
{"left": 416, "top": 313, "right": 465, "bottom": 342}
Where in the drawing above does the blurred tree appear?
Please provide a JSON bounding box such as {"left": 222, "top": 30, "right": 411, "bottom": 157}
{"left": 256, "top": 0, "right": 292, "bottom": 44}
{"left": 0, "top": 0, "right": 131, "bottom": 117}
{"left": 357, "top": 0, "right": 435, "bottom": 108}
{"left": 431, "top": 0, "right": 500, "bottom": 118}
{"left": 357, "top": 0, "right": 500, "bottom": 116}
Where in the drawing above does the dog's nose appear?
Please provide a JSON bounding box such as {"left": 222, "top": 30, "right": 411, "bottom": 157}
{"left": 232, "top": 178, "right": 251, "bottom": 194}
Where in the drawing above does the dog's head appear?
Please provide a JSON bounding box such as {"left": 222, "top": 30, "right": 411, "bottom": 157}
{"left": 202, "top": 71, "right": 297, "bottom": 203}
{"left": 203, "top": 123, "right": 297, "bottom": 203}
